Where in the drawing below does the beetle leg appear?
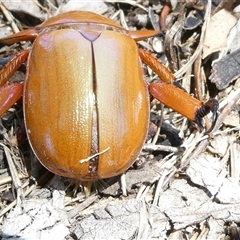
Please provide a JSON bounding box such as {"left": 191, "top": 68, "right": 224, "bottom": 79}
{"left": 140, "top": 48, "right": 218, "bottom": 132}
{"left": 129, "top": 30, "right": 160, "bottom": 41}
{"left": 0, "top": 49, "right": 29, "bottom": 87}
{"left": 194, "top": 99, "right": 219, "bottom": 134}
{"left": 0, "top": 50, "right": 29, "bottom": 117}
{"left": 138, "top": 48, "right": 175, "bottom": 83}
{"left": 0, "top": 29, "right": 38, "bottom": 45}
{"left": 0, "top": 83, "right": 23, "bottom": 117}
{"left": 149, "top": 82, "right": 218, "bottom": 133}
{"left": 149, "top": 82, "right": 201, "bottom": 121}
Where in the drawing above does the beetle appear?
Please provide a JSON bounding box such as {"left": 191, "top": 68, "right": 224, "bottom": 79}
{"left": 0, "top": 11, "right": 218, "bottom": 181}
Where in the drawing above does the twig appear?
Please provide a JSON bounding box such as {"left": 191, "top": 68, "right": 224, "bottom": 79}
{"left": 143, "top": 143, "right": 183, "bottom": 153}
{"left": 120, "top": 173, "right": 127, "bottom": 196}
{"left": 0, "top": 172, "right": 29, "bottom": 186}
{"left": 152, "top": 104, "right": 164, "bottom": 145}
{"left": 0, "top": 2, "right": 20, "bottom": 34}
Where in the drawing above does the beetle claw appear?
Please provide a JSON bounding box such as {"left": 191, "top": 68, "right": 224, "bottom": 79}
{"left": 194, "top": 98, "right": 219, "bottom": 134}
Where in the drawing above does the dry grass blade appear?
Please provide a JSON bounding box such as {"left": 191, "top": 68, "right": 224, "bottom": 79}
{"left": 143, "top": 143, "right": 182, "bottom": 153}
{"left": 1, "top": 143, "right": 24, "bottom": 204}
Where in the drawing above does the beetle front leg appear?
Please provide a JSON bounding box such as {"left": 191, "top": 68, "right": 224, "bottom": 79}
{"left": 194, "top": 98, "right": 218, "bottom": 133}
{"left": 0, "top": 49, "right": 29, "bottom": 117}
{"left": 149, "top": 82, "right": 218, "bottom": 133}
{"left": 139, "top": 48, "right": 218, "bottom": 133}
{"left": 138, "top": 48, "right": 175, "bottom": 83}
{"left": 0, "top": 50, "right": 29, "bottom": 87}
{"left": 0, "top": 29, "right": 38, "bottom": 46}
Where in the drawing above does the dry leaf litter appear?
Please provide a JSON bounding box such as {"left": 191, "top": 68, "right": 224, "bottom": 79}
{"left": 0, "top": 0, "right": 239, "bottom": 239}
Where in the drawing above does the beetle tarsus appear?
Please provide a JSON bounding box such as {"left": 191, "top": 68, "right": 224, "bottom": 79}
{"left": 194, "top": 98, "right": 219, "bottom": 134}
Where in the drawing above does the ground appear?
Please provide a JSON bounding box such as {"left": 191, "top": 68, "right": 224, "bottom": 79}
{"left": 0, "top": 1, "right": 240, "bottom": 239}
